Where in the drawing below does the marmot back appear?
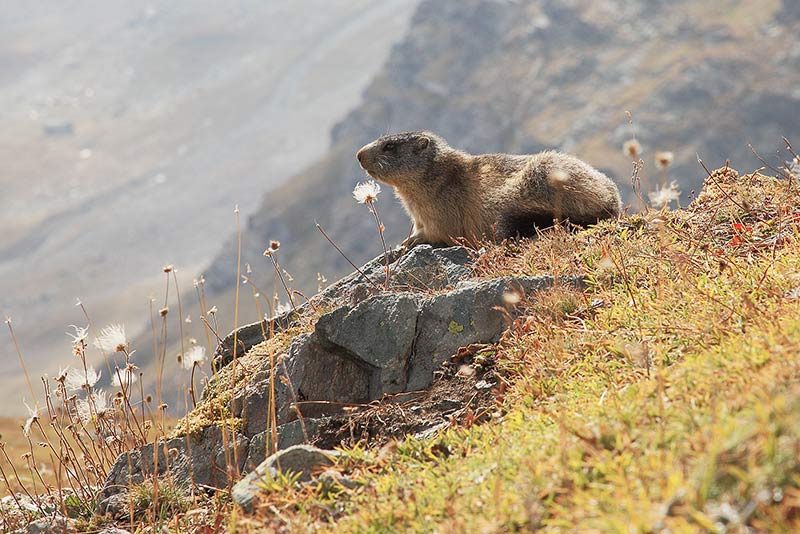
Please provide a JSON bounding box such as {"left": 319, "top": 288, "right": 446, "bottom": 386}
{"left": 356, "top": 131, "right": 622, "bottom": 246}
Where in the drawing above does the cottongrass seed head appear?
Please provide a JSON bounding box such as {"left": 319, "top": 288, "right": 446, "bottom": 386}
{"left": 353, "top": 180, "right": 381, "bottom": 204}
{"left": 181, "top": 345, "right": 207, "bottom": 370}
{"left": 111, "top": 367, "right": 138, "bottom": 388}
{"left": 655, "top": 151, "right": 674, "bottom": 170}
{"left": 76, "top": 390, "right": 112, "bottom": 423}
{"left": 64, "top": 366, "right": 101, "bottom": 392}
{"left": 623, "top": 139, "right": 643, "bottom": 159}
{"left": 23, "top": 400, "right": 39, "bottom": 437}
{"left": 94, "top": 323, "right": 127, "bottom": 353}
{"left": 649, "top": 181, "right": 681, "bottom": 208}
{"left": 788, "top": 156, "right": 800, "bottom": 178}
{"left": 66, "top": 325, "right": 89, "bottom": 346}
{"left": 274, "top": 301, "right": 293, "bottom": 316}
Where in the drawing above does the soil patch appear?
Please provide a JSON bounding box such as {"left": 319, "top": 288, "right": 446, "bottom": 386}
{"left": 310, "top": 344, "right": 503, "bottom": 449}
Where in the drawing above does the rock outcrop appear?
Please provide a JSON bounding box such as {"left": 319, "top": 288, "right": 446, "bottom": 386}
{"left": 98, "top": 245, "right": 578, "bottom": 507}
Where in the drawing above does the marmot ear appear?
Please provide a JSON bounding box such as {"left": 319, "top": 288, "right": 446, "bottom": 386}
{"left": 415, "top": 136, "right": 430, "bottom": 152}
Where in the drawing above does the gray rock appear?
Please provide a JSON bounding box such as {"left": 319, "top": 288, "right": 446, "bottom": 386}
{"left": 98, "top": 528, "right": 131, "bottom": 534}
{"left": 105, "top": 251, "right": 574, "bottom": 504}
{"left": 213, "top": 308, "right": 299, "bottom": 369}
{"left": 315, "top": 247, "right": 405, "bottom": 304}
{"left": 97, "top": 425, "right": 248, "bottom": 514}
{"left": 11, "top": 517, "right": 77, "bottom": 534}
{"left": 234, "top": 274, "right": 575, "bottom": 441}
{"left": 315, "top": 292, "right": 421, "bottom": 395}
{"left": 408, "top": 276, "right": 560, "bottom": 390}
{"left": 213, "top": 245, "right": 472, "bottom": 367}
{"left": 231, "top": 360, "right": 294, "bottom": 438}
{"left": 244, "top": 418, "right": 329, "bottom": 470}
{"left": 232, "top": 445, "right": 339, "bottom": 512}
{"left": 390, "top": 245, "right": 473, "bottom": 290}
{"left": 231, "top": 334, "right": 372, "bottom": 437}
{"left": 283, "top": 334, "right": 373, "bottom": 409}
{"left": 95, "top": 492, "right": 132, "bottom": 520}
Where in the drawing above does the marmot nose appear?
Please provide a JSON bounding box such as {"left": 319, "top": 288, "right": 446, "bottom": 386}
{"left": 356, "top": 147, "right": 367, "bottom": 166}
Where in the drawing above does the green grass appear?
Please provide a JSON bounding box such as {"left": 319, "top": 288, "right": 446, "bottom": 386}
{"left": 4, "top": 167, "right": 799, "bottom": 533}
{"left": 240, "top": 168, "right": 800, "bottom": 532}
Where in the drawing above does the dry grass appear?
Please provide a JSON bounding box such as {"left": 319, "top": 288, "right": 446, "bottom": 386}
{"left": 230, "top": 167, "right": 800, "bottom": 532}
{"left": 2, "top": 162, "right": 800, "bottom": 533}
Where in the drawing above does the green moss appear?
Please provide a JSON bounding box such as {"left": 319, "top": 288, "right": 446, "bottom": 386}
{"left": 174, "top": 325, "right": 307, "bottom": 438}
{"left": 448, "top": 320, "right": 464, "bottom": 334}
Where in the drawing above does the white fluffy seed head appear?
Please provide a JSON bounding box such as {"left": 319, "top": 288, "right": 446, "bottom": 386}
{"left": 353, "top": 180, "right": 381, "bottom": 204}
{"left": 181, "top": 345, "right": 207, "bottom": 370}
{"left": 623, "top": 139, "right": 642, "bottom": 159}
{"left": 94, "top": 324, "right": 127, "bottom": 353}
{"left": 648, "top": 181, "right": 681, "bottom": 208}
{"left": 64, "top": 366, "right": 101, "bottom": 392}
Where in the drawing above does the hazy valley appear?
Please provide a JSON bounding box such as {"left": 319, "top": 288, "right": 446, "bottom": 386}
{"left": 0, "top": 0, "right": 418, "bottom": 414}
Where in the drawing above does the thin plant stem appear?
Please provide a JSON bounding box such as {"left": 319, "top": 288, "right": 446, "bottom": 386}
{"left": 194, "top": 279, "right": 215, "bottom": 360}
{"left": 172, "top": 270, "right": 187, "bottom": 377}
{"left": 223, "top": 204, "right": 244, "bottom": 488}
{"left": 266, "top": 254, "right": 296, "bottom": 311}
{"left": 316, "top": 222, "right": 382, "bottom": 291}
{"left": 367, "top": 199, "right": 391, "bottom": 289}
{"left": 0, "top": 443, "right": 41, "bottom": 512}
{"left": 5, "top": 319, "right": 37, "bottom": 406}
{"left": 0, "top": 458, "right": 31, "bottom": 522}
{"left": 190, "top": 363, "right": 198, "bottom": 408}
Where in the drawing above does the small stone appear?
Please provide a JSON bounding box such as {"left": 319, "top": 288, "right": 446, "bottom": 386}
{"left": 11, "top": 517, "right": 78, "bottom": 534}
{"left": 97, "top": 492, "right": 132, "bottom": 519}
{"left": 244, "top": 418, "right": 330, "bottom": 470}
{"left": 233, "top": 445, "right": 339, "bottom": 512}
{"left": 434, "top": 398, "right": 462, "bottom": 412}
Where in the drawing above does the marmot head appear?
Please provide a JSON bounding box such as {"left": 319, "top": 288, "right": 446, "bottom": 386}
{"left": 356, "top": 131, "right": 444, "bottom": 188}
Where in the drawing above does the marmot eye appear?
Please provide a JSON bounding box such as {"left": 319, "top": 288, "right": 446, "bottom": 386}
{"left": 382, "top": 142, "right": 397, "bottom": 152}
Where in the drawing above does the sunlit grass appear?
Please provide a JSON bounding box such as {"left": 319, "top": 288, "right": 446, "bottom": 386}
{"left": 238, "top": 169, "right": 800, "bottom": 532}
{"left": 2, "top": 165, "right": 799, "bottom": 532}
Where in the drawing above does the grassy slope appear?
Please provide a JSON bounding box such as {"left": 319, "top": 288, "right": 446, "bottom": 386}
{"left": 240, "top": 168, "right": 800, "bottom": 532}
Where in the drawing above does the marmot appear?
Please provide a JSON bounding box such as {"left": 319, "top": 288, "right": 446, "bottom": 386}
{"left": 356, "top": 131, "right": 622, "bottom": 246}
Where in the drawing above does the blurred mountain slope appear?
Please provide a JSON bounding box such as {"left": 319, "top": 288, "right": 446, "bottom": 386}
{"left": 205, "top": 0, "right": 800, "bottom": 313}
{"left": 0, "top": 0, "right": 419, "bottom": 414}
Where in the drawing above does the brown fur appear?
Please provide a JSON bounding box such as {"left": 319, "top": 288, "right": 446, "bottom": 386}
{"left": 356, "top": 131, "right": 622, "bottom": 246}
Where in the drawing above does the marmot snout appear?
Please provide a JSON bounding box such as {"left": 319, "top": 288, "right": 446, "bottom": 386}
{"left": 357, "top": 131, "right": 622, "bottom": 247}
